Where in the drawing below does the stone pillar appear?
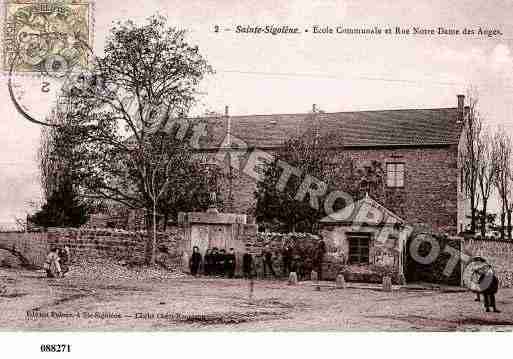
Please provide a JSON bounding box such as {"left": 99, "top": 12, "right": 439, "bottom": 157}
{"left": 382, "top": 275, "right": 392, "bottom": 292}
{"left": 336, "top": 274, "right": 346, "bottom": 289}
{"left": 311, "top": 270, "right": 320, "bottom": 291}
{"left": 182, "top": 252, "right": 190, "bottom": 274}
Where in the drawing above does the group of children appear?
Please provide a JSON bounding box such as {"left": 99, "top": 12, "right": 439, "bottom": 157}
{"left": 188, "top": 241, "right": 327, "bottom": 281}
{"left": 189, "top": 246, "right": 237, "bottom": 278}
{"left": 43, "top": 246, "right": 71, "bottom": 278}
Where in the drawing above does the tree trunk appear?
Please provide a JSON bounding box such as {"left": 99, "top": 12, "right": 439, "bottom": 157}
{"left": 144, "top": 210, "right": 155, "bottom": 265}
{"left": 480, "top": 201, "right": 487, "bottom": 239}
{"left": 150, "top": 202, "right": 157, "bottom": 265}
{"left": 508, "top": 210, "right": 512, "bottom": 240}
{"left": 470, "top": 197, "right": 476, "bottom": 233}
{"left": 163, "top": 213, "right": 168, "bottom": 232}
{"left": 500, "top": 211, "right": 506, "bottom": 240}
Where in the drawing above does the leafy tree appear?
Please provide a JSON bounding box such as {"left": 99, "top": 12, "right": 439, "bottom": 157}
{"left": 33, "top": 106, "right": 91, "bottom": 228}
{"left": 28, "top": 177, "right": 89, "bottom": 228}
{"left": 57, "top": 15, "right": 212, "bottom": 263}
{"left": 255, "top": 131, "right": 355, "bottom": 233}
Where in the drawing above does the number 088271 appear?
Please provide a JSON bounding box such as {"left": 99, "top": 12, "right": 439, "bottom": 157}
{"left": 40, "top": 344, "right": 71, "bottom": 352}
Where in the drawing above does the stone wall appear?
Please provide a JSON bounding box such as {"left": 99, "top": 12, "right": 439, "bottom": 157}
{"left": 0, "top": 228, "right": 185, "bottom": 269}
{"left": 0, "top": 231, "right": 49, "bottom": 268}
{"left": 460, "top": 238, "right": 513, "bottom": 288}
{"left": 84, "top": 209, "right": 146, "bottom": 231}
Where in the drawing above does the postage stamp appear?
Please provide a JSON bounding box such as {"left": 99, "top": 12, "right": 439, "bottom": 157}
{"left": 2, "top": 0, "right": 93, "bottom": 75}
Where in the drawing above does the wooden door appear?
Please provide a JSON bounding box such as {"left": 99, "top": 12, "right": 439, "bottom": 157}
{"left": 208, "top": 224, "right": 230, "bottom": 249}
{"left": 190, "top": 225, "right": 210, "bottom": 255}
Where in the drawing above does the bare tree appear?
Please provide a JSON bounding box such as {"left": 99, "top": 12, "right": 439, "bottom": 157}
{"left": 493, "top": 129, "right": 513, "bottom": 239}
{"left": 459, "top": 91, "right": 482, "bottom": 233}
{"left": 477, "top": 127, "right": 499, "bottom": 238}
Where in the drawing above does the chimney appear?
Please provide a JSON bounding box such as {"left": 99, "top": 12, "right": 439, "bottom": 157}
{"left": 457, "top": 94, "right": 465, "bottom": 122}
{"left": 225, "top": 105, "right": 229, "bottom": 117}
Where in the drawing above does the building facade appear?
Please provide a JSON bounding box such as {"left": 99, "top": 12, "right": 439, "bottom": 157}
{"left": 197, "top": 95, "right": 468, "bottom": 236}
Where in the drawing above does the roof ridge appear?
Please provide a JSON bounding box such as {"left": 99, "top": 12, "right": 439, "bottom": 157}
{"left": 191, "top": 107, "right": 457, "bottom": 120}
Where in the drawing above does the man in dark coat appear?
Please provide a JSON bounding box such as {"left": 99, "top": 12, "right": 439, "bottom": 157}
{"left": 211, "top": 247, "right": 219, "bottom": 276}
{"left": 189, "top": 246, "right": 202, "bottom": 276}
{"left": 204, "top": 249, "right": 212, "bottom": 276}
{"left": 242, "top": 251, "right": 253, "bottom": 279}
{"left": 218, "top": 249, "right": 227, "bottom": 276}
{"left": 225, "top": 248, "right": 236, "bottom": 278}
{"left": 262, "top": 245, "right": 276, "bottom": 278}
{"left": 282, "top": 246, "right": 293, "bottom": 278}
{"left": 480, "top": 267, "right": 501, "bottom": 313}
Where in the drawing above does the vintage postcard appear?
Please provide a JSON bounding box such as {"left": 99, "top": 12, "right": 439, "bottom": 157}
{"left": 0, "top": 0, "right": 512, "bottom": 354}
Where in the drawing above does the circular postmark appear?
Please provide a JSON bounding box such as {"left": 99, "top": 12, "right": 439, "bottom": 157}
{"left": 4, "top": 0, "right": 93, "bottom": 126}
{"left": 7, "top": 38, "right": 92, "bottom": 127}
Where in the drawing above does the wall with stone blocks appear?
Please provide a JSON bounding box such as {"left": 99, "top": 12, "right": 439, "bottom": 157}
{"left": 0, "top": 228, "right": 185, "bottom": 269}
{"left": 461, "top": 239, "right": 513, "bottom": 288}
{"left": 0, "top": 231, "right": 49, "bottom": 268}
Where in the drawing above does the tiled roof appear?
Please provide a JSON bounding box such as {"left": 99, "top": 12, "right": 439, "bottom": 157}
{"left": 198, "top": 107, "right": 463, "bottom": 149}
{"left": 319, "top": 194, "right": 406, "bottom": 224}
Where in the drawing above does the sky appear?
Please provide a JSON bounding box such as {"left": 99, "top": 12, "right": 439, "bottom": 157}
{"left": 1, "top": 0, "right": 512, "bottom": 227}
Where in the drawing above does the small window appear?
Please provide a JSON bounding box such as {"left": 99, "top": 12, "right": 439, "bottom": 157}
{"left": 348, "top": 234, "right": 370, "bottom": 264}
{"left": 386, "top": 163, "right": 404, "bottom": 188}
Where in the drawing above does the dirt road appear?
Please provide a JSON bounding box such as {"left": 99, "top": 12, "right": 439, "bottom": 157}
{"left": 1, "top": 268, "right": 512, "bottom": 331}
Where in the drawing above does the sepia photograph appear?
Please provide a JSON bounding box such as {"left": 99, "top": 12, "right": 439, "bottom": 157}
{"left": 0, "top": 0, "right": 512, "bottom": 355}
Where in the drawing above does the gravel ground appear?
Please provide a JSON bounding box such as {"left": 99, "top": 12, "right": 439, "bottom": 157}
{"left": 0, "top": 260, "right": 512, "bottom": 331}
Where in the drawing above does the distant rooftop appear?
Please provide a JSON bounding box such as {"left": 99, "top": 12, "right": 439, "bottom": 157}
{"left": 196, "top": 107, "right": 464, "bottom": 149}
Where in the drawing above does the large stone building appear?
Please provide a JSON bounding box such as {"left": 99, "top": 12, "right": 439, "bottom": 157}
{"left": 197, "top": 95, "right": 468, "bottom": 235}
